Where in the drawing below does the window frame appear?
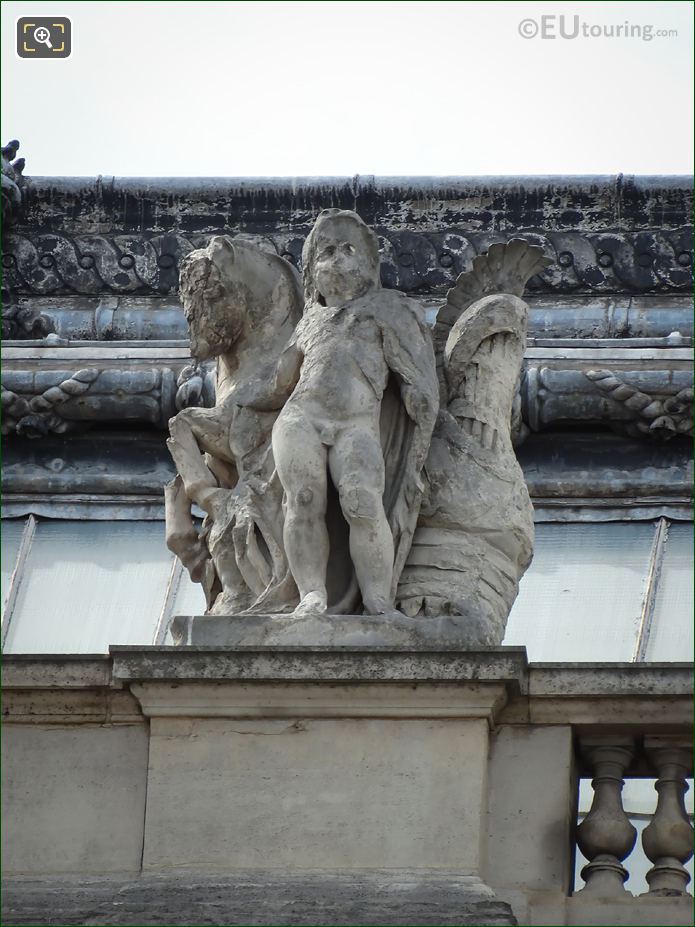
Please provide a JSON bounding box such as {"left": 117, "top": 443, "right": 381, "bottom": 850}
{"left": 1, "top": 510, "right": 692, "bottom": 658}
{"left": 1, "top": 515, "right": 204, "bottom": 653}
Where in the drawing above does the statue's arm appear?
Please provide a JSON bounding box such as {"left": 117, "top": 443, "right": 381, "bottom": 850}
{"left": 379, "top": 312, "right": 440, "bottom": 427}
{"left": 237, "top": 340, "right": 303, "bottom": 411}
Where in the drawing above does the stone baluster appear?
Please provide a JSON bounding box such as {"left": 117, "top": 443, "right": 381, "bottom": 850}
{"left": 642, "top": 736, "right": 694, "bottom": 895}
{"left": 575, "top": 737, "right": 637, "bottom": 895}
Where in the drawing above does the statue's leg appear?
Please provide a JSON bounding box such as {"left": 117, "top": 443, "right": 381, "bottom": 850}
{"left": 272, "top": 410, "right": 329, "bottom": 614}
{"left": 167, "top": 408, "right": 233, "bottom": 513}
{"left": 329, "top": 426, "right": 395, "bottom": 616}
{"left": 164, "top": 475, "right": 209, "bottom": 582}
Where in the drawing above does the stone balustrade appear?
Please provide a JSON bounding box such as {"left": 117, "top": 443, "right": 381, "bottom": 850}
{"left": 642, "top": 737, "right": 694, "bottom": 895}
{"left": 2, "top": 651, "right": 692, "bottom": 926}
{"left": 576, "top": 733, "right": 693, "bottom": 898}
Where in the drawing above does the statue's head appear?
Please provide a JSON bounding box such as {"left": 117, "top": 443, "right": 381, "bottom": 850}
{"left": 179, "top": 236, "right": 304, "bottom": 361}
{"left": 302, "top": 209, "right": 380, "bottom": 307}
{"left": 178, "top": 237, "right": 247, "bottom": 360}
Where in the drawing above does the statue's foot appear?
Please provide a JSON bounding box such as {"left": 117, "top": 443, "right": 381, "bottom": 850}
{"left": 363, "top": 597, "right": 407, "bottom": 620}
{"left": 372, "top": 608, "right": 407, "bottom": 620}
{"left": 209, "top": 591, "right": 252, "bottom": 616}
{"left": 292, "top": 591, "right": 328, "bottom": 617}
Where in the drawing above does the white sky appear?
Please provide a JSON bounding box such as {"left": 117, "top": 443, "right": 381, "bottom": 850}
{"left": 2, "top": 0, "right": 693, "bottom": 177}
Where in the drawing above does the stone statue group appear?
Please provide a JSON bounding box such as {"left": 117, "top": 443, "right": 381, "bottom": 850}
{"left": 166, "top": 209, "right": 549, "bottom": 645}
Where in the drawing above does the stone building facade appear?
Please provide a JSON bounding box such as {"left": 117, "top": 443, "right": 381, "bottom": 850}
{"left": 1, "top": 165, "right": 693, "bottom": 925}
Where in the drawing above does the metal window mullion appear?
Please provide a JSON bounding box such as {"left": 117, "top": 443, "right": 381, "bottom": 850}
{"left": 632, "top": 517, "right": 669, "bottom": 662}
{"left": 1, "top": 514, "right": 38, "bottom": 648}
{"left": 153, "top": 556, "right": 183, "bottom": 645}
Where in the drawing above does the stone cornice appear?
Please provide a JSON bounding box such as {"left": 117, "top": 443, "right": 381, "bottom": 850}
{"left": 16, "top": 175, "right": 695, "bottom": 234}
{"left": 5, "top": 175, "right": 692, "bottom": 299}
{"left": 109, "top": 645, "right": 529, "bottom": 690}
{"left": 2, "top": 652, "right": 691, "bottom": 730}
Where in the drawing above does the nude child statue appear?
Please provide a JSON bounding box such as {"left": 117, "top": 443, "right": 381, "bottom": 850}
{"left": 243, "top": 209, "right": 439, "bottom": 618}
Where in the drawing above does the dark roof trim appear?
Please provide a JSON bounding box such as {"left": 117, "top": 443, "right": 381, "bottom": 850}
{"left": 17, "top": 174, "right": 694, "bottom": 236}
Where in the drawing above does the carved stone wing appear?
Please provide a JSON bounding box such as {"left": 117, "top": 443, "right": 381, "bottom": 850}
{"left": 398, "top": 240, "right": 549, "bottom": 640}
{"left": 433, "top": 239, "right": 551, "bottom": 381}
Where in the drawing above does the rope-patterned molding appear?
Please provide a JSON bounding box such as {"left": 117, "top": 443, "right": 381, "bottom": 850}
{"left": 2, "top": 361, "right": 691, "bottom": 441}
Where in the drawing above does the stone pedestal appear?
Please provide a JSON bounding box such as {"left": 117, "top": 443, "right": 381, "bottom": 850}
{"left": 170, "top": 612, "right": 498, "bottom": 648}
{"left": 113, "top": 642, "right": 527, "bottom": 886}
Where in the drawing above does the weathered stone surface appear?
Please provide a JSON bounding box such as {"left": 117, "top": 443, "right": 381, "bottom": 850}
{"left": 138, "top": 715, "right": 492, "bottom": 872}
{"left": 164, "top": 235, "right": 303, "bottom": 615}
{"left": 166, "top": 210, "right": 440, "bottom": 621}
{"left": 5, "top": 294, "right": 693, "bottom": 343}
{"left": 7, "top": 650, "right": 690, "bottom": 714}
{"left": 1, "top": 141, "right": 54, "bottom": 342}
{"left": 18, "top": 175, "right": 694, "bottom": 235}
{"left": 2, "top": 724, "right": 148, "bottom": 875}
{"left": 1, "top": 654, "right": 111, "bottom": 688}
{"left": 398, "top": 241, "right": 549, "bottom": 632}
{"left": 528, "top": 663, "right": 694, "bottom": 697}
{"left": 486, "top": 726, "right": 576, "bottom": 896}
{"left": 565, "top": 894, "right": 694, "bottom": 927}
{"left": 2, "top": 341, "right": 693, "bottom": 442}
{"left": 1, "top": 872, "right": 517, "bottom": 926}
{"left": 165, "top": 208, "right": 547, "bottom": 644}
{"left": 3, "top": 431, "right": 692, "bottom": 523}
{"left": 1, "top": 140, "right": 27, "bottom": 227}
{"left": 7, "top": 225, "right": 693, "bottom": 297}
{"left": 523, "top": 360, "right": 694, "bottom": 440}
{"left": 3, "top": 652, "right": 692, "bottom": 926}
{"left": 171, "top": 611, "right": 513, "bottom": 649}
{"left": 110, "top": 646, "right": 529, "bottom": 689}
{"left": 5, "top": 175, "right": 693, "bottom": 298}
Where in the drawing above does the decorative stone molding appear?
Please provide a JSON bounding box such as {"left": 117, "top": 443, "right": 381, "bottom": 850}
{"left": 1, "top": 301, "right": 56, "bottom": 340}
{"left": 3, "top": 344, "right": 691, "bottom": 441}
{"left": 521, "top": 352, "right": 694, "bottom": 440}
{"left": 2, "top": 368, "right": 99, "bottom": 437}
{"left": 583, "top": 370, "right": 693, "bottom": 438}
{"left": 1, "top": 140, "right": 27, "bottom": 226}
{"left": 4, "top": 295, "right": 692, "bottom": 343}
{"left": 1, "top": 364, "right": 184, "bottom": 436}
{"left": 1, "top": 143, "right": 56, "bottom": 341}
{"left": 4, "top": 175, "right": 691, "bottom": 307}
{"left": 110, "top": 646, "right": 529, "bottom": 695}
{"left": 4, "top": 231, "right": 194, "bottom": 297}
{"left": 5, "top": 653, "right": 691, "bottom": 728}
{"left": 0, "top": 656, "right": 142, "bottom": 725}
{"left": 3, "top": 228, "right": 692, "bottom": 297}
{"left": 3, "top": 431, "right": 692, "bottom": 522}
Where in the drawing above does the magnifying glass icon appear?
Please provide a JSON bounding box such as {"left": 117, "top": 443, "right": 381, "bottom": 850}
{"left": 33, "top": 26, "right": 53, "bottom": 49}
